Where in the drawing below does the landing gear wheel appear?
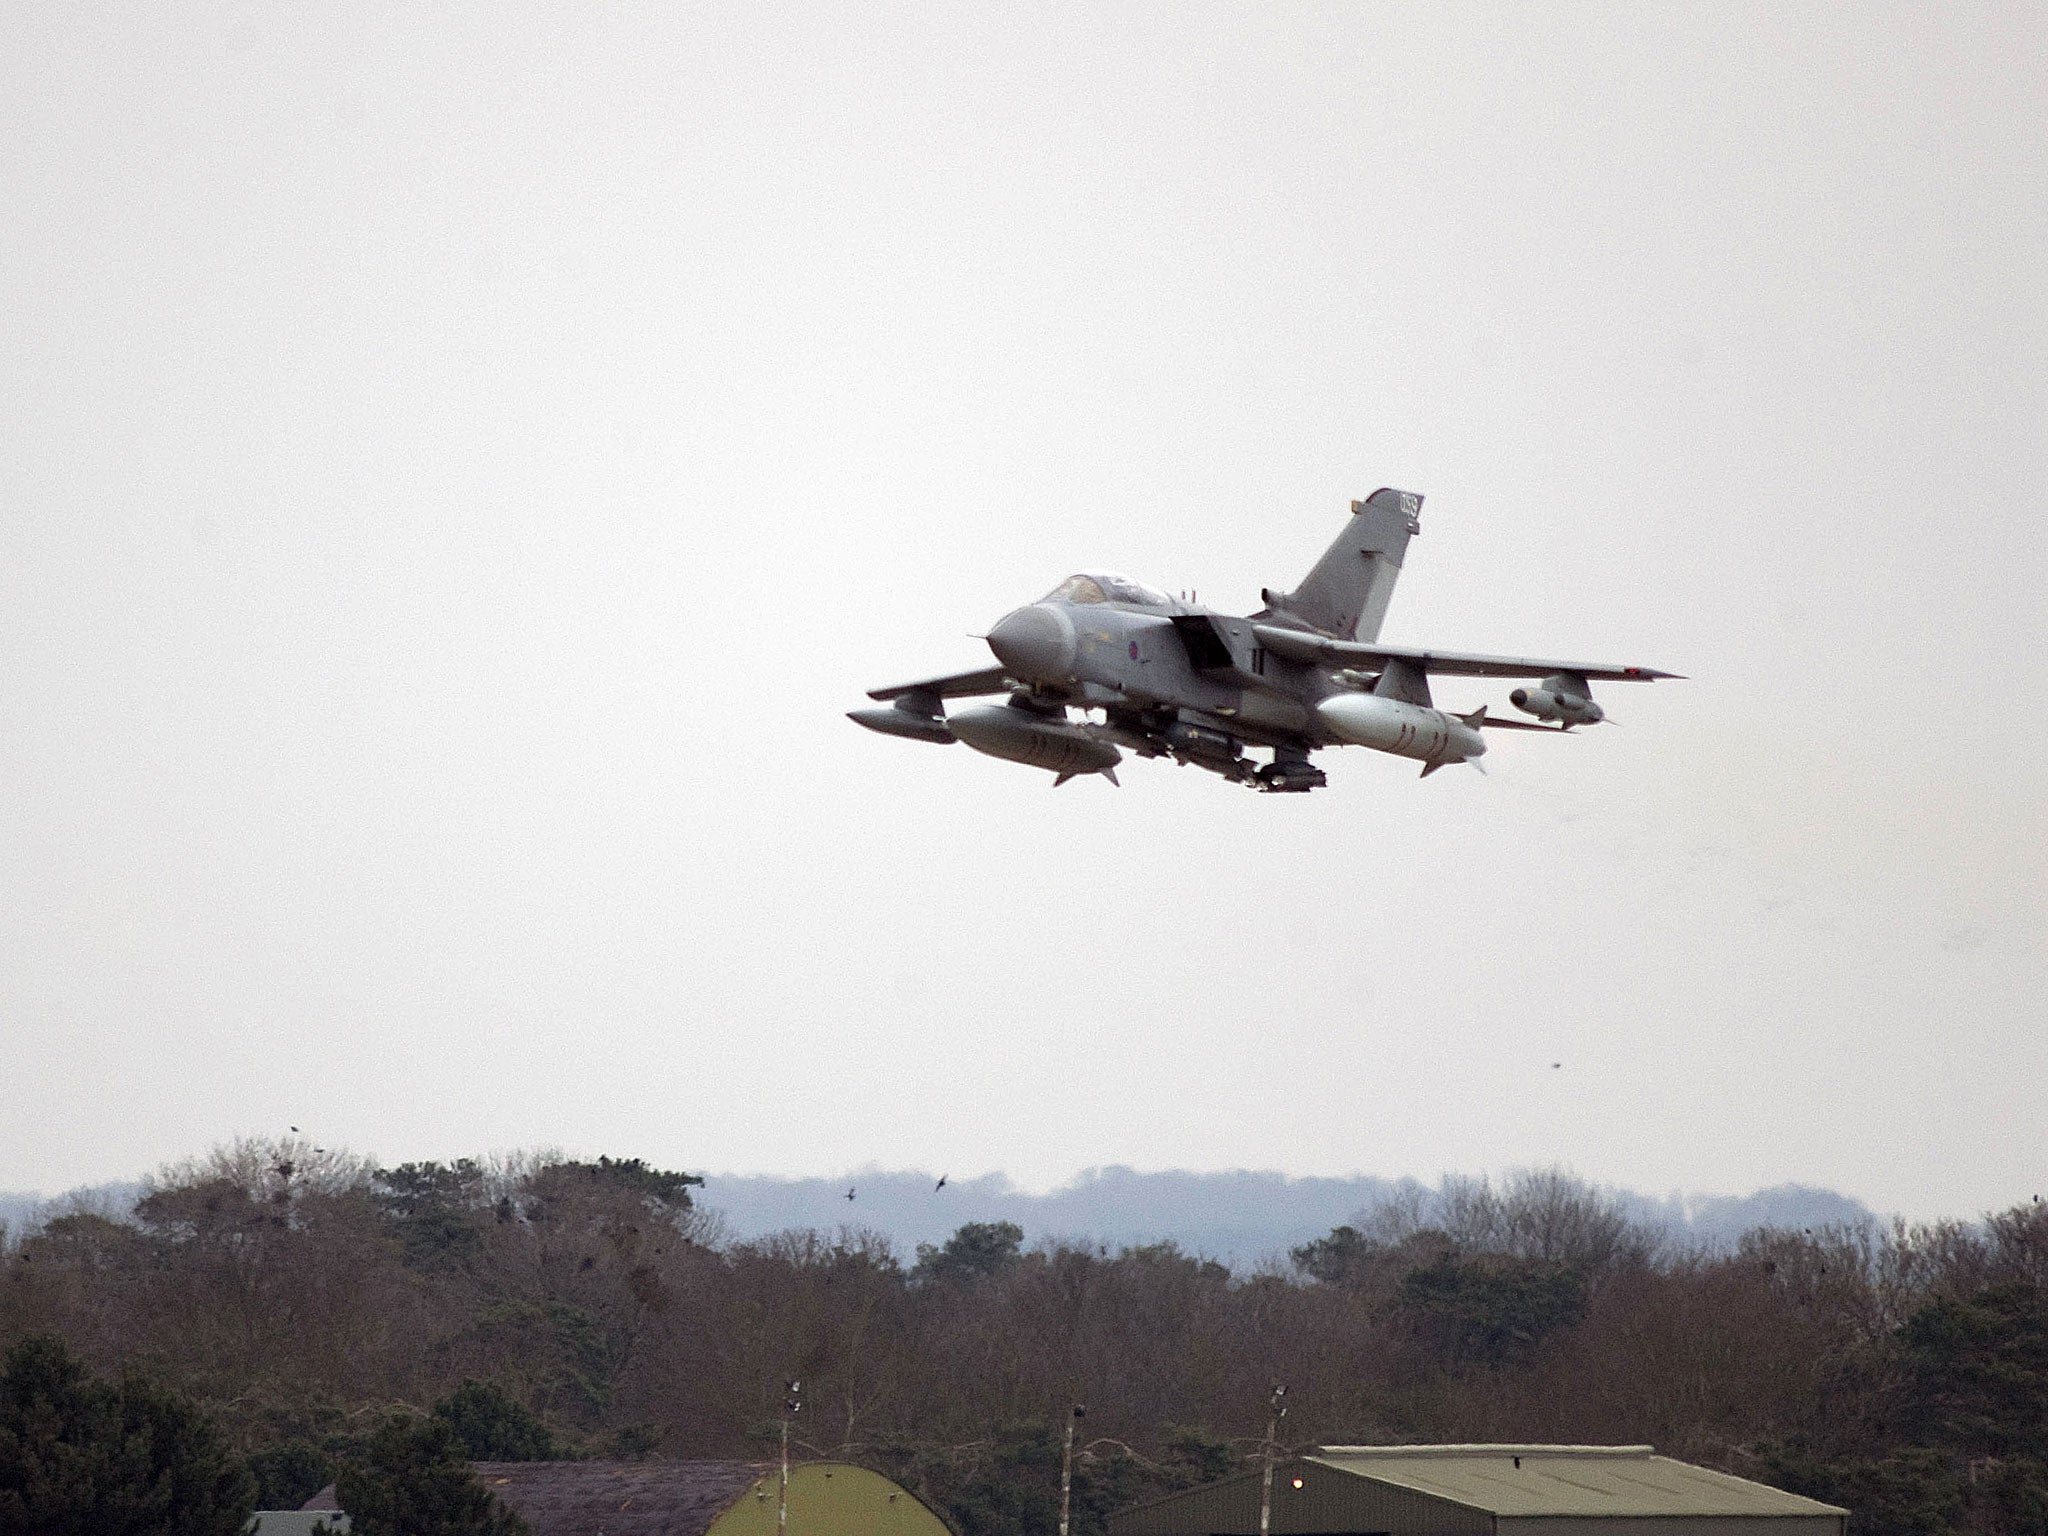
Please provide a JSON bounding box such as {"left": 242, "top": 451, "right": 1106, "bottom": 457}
{"left": 1258, "top": 759, "right": 1326, "bottom": 793}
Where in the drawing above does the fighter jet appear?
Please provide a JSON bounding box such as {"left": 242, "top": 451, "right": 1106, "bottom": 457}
{"left": 849, "top": 489, "right": 1680, "bottom": 791}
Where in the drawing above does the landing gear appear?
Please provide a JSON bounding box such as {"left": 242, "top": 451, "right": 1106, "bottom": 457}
{"left": 1257, "top": 751, "right": 1326, "bottom": 794}
{"left": 1097, "top": 707, "right": 1326, "bottom": 791}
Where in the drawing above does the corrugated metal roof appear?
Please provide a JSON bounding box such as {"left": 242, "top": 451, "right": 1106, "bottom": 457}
{"left": 303, "top": 1459, "right": 957, "bottom": 1536}
{"left": 475, "top": 1460, "right": 767, "bottom": 1536}
{"left": 304, "top": 1460, "right": 765, "bottom": 1534}
{"left": 252, "top": 1515, "right": 349, "bottom": 1536}
{"left": 1308, "top": 1447, "right": 1847, "bottom": 1519}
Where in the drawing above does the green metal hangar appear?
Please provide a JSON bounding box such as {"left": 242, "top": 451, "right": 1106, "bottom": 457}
{"left": 1111, "top": 1445, "right": 1847, "bottom": 1536}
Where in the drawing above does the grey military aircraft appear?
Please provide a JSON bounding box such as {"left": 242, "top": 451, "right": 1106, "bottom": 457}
{"left": 849, "top": 489, "right": 1680, "bottom": 791}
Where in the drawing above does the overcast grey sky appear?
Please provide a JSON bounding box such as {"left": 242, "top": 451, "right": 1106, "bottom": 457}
{"left": 4, "top": 3, "right": 2043, "bottom": 1219}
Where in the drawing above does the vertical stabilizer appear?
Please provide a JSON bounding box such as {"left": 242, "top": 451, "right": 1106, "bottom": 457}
{"left": 1262, "top": 488, "right": 1421, "bottom": 641}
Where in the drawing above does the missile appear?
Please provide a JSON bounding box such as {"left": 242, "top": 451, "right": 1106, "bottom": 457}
{"left": 948, "top": 702, "right": 1121, "bottom": 783}
{"left": 1315, "top": 692, "right": 1486, "bottom": 774}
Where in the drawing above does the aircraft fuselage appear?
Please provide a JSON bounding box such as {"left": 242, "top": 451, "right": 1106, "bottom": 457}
{"left": 986, "top": 598, "right": 1317, "bottom": 746}
{"left": 850, "top": 488, "right": 1677, "bottom": 791}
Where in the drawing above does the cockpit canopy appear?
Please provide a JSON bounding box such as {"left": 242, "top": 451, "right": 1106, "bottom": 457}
{"left": 1041, "top": 571, "right": 1173, "bottom": 608}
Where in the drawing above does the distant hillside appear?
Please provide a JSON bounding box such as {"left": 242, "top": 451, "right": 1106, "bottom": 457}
{"left": 1, "top": 1168, "right": 1877, "bottom": 1265}
{"left": 691, "top": 1166, "right": 1879, "bottom": 1267}
{"left": 0, "top": 1191, "right": 40, "bottom": 1240}
{"left": 0, "top": 1184, "right": 142, "bottom": 1245}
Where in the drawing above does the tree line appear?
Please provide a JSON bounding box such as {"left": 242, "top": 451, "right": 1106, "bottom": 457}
{"left": 2, "top": 1142, "right": 2043, "bottom": 1536}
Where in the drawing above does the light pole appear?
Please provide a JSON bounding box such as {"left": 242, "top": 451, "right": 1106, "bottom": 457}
{"left": 1059, "top": 1405, "right": 1086, "bottom": 1536}
{"left": 780, "top": 1379, "right": 802, "bottom": 1536}
{"left": 1257, "top": 1386, "right": 1287, "bottom": 1536}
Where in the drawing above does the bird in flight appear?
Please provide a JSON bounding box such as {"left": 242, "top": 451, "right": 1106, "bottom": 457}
{"left": 845, "top": 1188, "right": 856, "bottom": 1202}
{"left": 935, "top": 1174, "right": 948, "bottom": 1192}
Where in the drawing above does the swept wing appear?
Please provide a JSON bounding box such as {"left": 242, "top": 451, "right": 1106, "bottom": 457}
{"left": 867, "top": 667, "right": 1014, "bottom": 702}
{"left": 1249, "top": 624, "right": 1683, "bottom": 682}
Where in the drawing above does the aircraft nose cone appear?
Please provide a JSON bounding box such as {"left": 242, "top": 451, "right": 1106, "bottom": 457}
{"left": 987, "top": 604, "right": 1077, "bottom": 681}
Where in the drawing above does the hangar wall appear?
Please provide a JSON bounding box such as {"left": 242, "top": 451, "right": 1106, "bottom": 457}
{"left": 1505, "top": 1518, "right": 1845, "bottom": 1536}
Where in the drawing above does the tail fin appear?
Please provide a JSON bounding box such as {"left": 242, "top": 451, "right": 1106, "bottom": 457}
{"left": 1259, "top": 487, "right": 1421, "bottom": 641}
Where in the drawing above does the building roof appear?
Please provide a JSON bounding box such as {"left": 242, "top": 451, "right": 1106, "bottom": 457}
{"left": 305, "top": 1460, "right": 768, "bottom": 1536}
{"left": 481, "top": 1460, "right": 770, "bottom": 1536}
{"left": 1307, "top": 1446, "right": 1848, "bottom": 1519}
{"left": 252, "top": 1515, "right": 347, "bottom": 1536}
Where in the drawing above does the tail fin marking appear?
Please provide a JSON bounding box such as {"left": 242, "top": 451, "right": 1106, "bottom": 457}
{"left": 1264, "top": 488, "right": 1421, "bottom": 641}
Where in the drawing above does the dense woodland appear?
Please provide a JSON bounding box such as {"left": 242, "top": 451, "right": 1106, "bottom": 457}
{"left": 1, "top": 1143, "right": 2043, "bottom": 1536}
